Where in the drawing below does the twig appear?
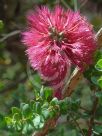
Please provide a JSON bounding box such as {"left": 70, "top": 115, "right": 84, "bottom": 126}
{"left": 79, "top": 0, "right": 88, "bottom": 9}
{"left": 33, "top": 28, "right": 102, "bottom": 136}
{"left": 55, "top": 0, "right": 61, "bottom": 5}
{"left": 33, "top": 116, "right": 59, "bottom": 136}
{"left": 87, "top": 97, "right": 98, "bottom": 136}
{"left": 0, "top": 30, "right": 20, "bottom": 43}
{"left": 95, "top": 27, "right": 102, "bottom": 49}
{"left": 94, "top": 120, "right": 102, "bottom": 125}
{"left": 70, "top": 113, "right": 85, "bottom": 136}
{"left": 73, "top": 0, "right": 78, "bottom": 11}
{"left": 63, "top": 67, "right": 83, "bottom": 98}
{"left": 80, "top": 106, "right": 90, "bottom": 112}
{"left": 61, "top": 0, "right": 71, "bottom": 9}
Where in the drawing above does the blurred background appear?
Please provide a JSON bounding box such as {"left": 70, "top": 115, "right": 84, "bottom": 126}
{"left": 0, "top": 0, "right": 102, "bottom": 136}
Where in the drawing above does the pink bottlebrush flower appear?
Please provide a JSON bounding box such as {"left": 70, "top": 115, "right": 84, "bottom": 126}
{"left": 22, "top": 6, "right": 96, "bottom": 99}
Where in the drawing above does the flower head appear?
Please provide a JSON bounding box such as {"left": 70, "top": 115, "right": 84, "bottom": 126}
{"left": 22, "top": 6, "right": 96, "bottom": 99}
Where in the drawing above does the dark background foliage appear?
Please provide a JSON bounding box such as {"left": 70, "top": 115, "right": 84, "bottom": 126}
{"left": 0, "top": 0, "right": 102, "bottom": 136}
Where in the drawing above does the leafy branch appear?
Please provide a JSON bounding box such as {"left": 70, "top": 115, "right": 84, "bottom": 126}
{"left": 5, "top": 85, "right": 81, "bottom": 135}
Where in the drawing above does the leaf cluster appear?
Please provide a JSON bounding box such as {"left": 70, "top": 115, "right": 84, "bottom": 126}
{"left": 5, "top": 85, "right": 81, "bottom": 135}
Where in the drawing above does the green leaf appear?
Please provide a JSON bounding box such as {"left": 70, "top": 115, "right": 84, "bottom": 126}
{"left": 33, "top": 115, "right": 40, "bottom": 128}
{"left": 49, "top": 109, "right": 57, "bottom": 118}
{"left": 33, "top": 115, "right": 45, "bottom": 129}
{"left": 38, "top": 122, "right": 44, "bottom": 129}
{"left": 42, "top": 102, "right": 49, "bottom": 109}
{"left": 94, "top": 51, "right": 102, "bottom": 62}
{"left": 59, "top": 99, "right": 69, "bottom": 114}
{"left": 94, "top": 125, "right": 102, "bottom": 134}
{"left": 98, "top": 76, "right": 102, "bottom": 88}
{"left": 95, "top": 91, "right": 102, "bottom": 98}
{"left": 33, "top": 74, "right": 41, "bottom": 84}
{"left": 27, "top": 123, "right": 34, "bottom": 132}
{"left": 50, "top": 97, "right": 59, "bottom": 106}
{"left": 5, "top": 117, "right": 12, "bottom": 125}
{"left": 38, "top": 116, "right": 45, "bottom": 129}
{"left": 42, "top": 109, "right": 50, "bottom": 119}
{"left": 13, "top": 113, "right": 21, "bottom": 121}
{"left": 44, "top": 87, "right": 53, "bottom": 100}
{"left": 0, "top": 114, "right": 6, "bottom": 128}
{"left": 39, "top": 86, "right": 53, "bottom": 100}
{"left": 33, "top": 102, "right": 41, "bottom": 114}
{"left": 33, "top": 74, "right": 42, "bottom": 89}
{"left": 35, "top": 91, "right": 40, "bottom": 100}
{"left": 71, "top": 99, "right": 81, "bottom": 111}
{"left": 12, "top": 107, "right": 20, "bottom": 114}
{"left": 15, "top": 122, "right": 22, "bottom": 131}
{"left": 95, "top": 92, "right": 102, "bottom": 105}
{"left": 22, "top": 104, "right": 29, "bottom": 111}
{"left": 91, "top": 76, "right": 98, "bottom": 85}
{"left": 22, "top": 123, "right": 28, "bottom": 134}
{"left": 95, "top": 59, "right": 102, "bottom": 71}
{"left": 21, "top": 103, "right": 31, "bottom": 117}
{"left": 79, "top": 112, "right": 90, "bottom": 119}
{"left": 40, "top": 86, "right": 45, "bottom": 98}
{"left": 30, "top": 100, "right": 35, "bottom": 109}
